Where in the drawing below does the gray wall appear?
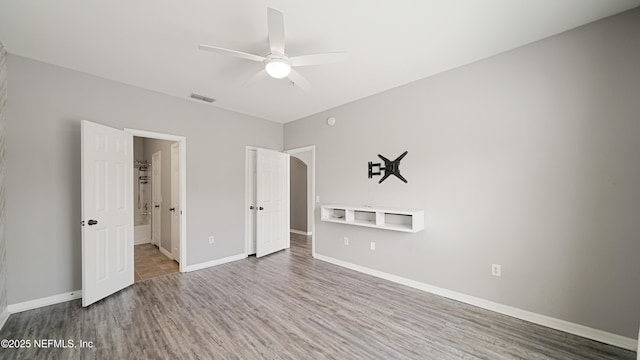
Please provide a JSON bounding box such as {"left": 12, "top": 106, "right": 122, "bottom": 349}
{"left": 284, "top": 8, "right": 640, "bottom": 338}
{"left": 0, "top": 41, "right": 7, "bottom": 321}
{"left": 144, "top": 138, "right": 176, "bottom": 253}
{"left": 291, "top": 150, "right": 314, "bottom": 234}
{"left": 5, "top": 55, "right": 283, "bottom": 304}
{"left": 290, "top": 157, "right": 307, "bottom": 232}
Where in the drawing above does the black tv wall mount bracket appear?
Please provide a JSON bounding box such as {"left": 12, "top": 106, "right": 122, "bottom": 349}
{"left": 368, "top": 151, "right": 408, "bottom": 184}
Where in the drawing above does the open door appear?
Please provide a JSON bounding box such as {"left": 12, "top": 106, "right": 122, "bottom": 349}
{"left": 151, "top": 151, "right": 161, "bottom": 246}
{"left": 81, "top": 120, "right": 134, "bottom": 307}
{"left": 246, "top": 149, "right": 257, "bottom": 255}
{"left": 256, "top": 148, "right": 290, "bottom": 257}
{"left": 170, "top": 142, "right": 180, "bottom": 261}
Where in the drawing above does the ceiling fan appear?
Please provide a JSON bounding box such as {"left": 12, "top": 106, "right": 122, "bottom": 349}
{"left": 198, "top": 7, "right": 347, "bottom": 91}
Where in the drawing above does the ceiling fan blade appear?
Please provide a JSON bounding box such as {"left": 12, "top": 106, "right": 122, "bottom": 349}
{"left": 267, "top": 7, "right": 285, "bottom": 54}
{"left": 198, "top": 44, "right": 265, "bottom": 62}
{"left": 243, "top": 69, "right": 268, "bottom": 88}
{"left": 287, "top": 69, "right": 312, "bottom": 91}
{"left": 290, "top": 52, "right": 348, "bottom": 67}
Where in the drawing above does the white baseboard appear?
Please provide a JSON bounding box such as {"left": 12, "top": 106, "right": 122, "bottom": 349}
{"left": 159, "top": 246, "right": 173, "bottom": 260}
{"left": 7, "top": 290, "right": 83, "bottom": 314}
{"left": 314, "top": 254, "right": 638, "bottom": 351}
{"left": 0, "top": 308, "right": 9, "bottom": 330}
{"left": 184, "top": 253, "right": 246, "bottom": 273}
{"left": 4, "top": 254, "right": 247, "bottom": 314}
{"left": 134, "top": 239, "right": 151, "bottom": 245}
{"left": 290, "top": 229, "right": 312, "bottom": 236}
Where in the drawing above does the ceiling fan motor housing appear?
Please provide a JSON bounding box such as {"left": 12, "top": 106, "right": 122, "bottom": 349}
{"left": 265, "top": 53, "right": 291, "bottom": 78}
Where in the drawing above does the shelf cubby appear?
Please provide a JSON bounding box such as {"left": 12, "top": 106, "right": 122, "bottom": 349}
{"left": 321, "top": 205, "right": 424, "bottom": 233}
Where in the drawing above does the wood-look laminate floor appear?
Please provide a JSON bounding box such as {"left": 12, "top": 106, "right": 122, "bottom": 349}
{"left": 0, "top": 235, "right": 635, "bottom": 359}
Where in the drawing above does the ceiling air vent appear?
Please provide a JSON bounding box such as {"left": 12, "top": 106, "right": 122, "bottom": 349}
{"left": 189, "top": 93, "right": 216, "bottom": 103}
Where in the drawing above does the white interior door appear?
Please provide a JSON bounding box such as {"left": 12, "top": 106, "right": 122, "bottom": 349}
{"left": 170, "top": 143, "right": 180, "bottom": 261}
{"left": 246, "top": 149, "right": 257, "bottom": 255}
{"left": 256, "top": 148, "right": 290, "bottom": 258}
{"left": 81, "top": 120, "right": 134, "bottom": 307}
{"left": 151, "top": 151, "right": 161, "bottom": 246}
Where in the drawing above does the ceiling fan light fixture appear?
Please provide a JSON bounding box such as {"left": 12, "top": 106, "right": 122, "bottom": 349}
{"left": 265, "top": 59, "right": 291, "bottom": 78}
{"left": 198, "top": 7, "right": 345, "bottom": 91}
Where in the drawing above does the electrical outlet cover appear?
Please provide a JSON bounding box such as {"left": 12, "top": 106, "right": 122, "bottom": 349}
{"left": 491, "top": 264, "right": 501, "bottom": 277}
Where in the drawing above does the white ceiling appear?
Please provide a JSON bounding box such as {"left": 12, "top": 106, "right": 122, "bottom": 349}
{"left": 1, "top": 0, "right": 639, "bottom": 123}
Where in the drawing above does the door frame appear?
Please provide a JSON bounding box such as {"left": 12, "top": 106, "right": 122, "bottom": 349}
{"left": 285, "top": 146, "right": 316, "bottom": 257}
{"left": 125, "top": 128, "right": 187, "bottom": 271}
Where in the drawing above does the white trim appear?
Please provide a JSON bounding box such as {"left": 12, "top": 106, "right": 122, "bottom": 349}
{"left": 159, "top": 245, "right": 173, "bottom": 260}
{"left": 124, "top": 128, "right": 187, "bottom": 272}
{"left": 290, "top": 229, "right": 312, "bottom": 236}
{"left": 183, "top": 253, "right": 247, "bottom": 273}
{"left": 285, "top": 145, "right": 315, "bottom": 153}
{"left": 123, "top": 129, "right": 185, "bottom": 142}
{"left": 0, "top": 308, "right": 9, "bottom": 330}
{"left": 8, "top": 290, "right": 83, "bottom": 314}
{"left": 315, "top": 254, "right": 638, "bottom": 351}
{"left": 5, "top": 255, "right": 243, "bottom": 314}
{"left": 285, "top": 145, "right": 316, "bottom": 257}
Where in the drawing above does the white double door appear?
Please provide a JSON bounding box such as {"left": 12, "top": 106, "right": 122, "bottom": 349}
{"left": 247, "top": 148, "right": 290, "bottom": 257}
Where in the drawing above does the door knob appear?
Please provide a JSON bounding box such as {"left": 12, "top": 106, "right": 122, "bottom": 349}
{"left": 249, "top": 206, "right": 255, "bottom": 210}
{"left": 258, "top": 206, "right": 264, "bottom": 211}
{"left": 169, "top": 207, "right": 176, "bottom": 212}
{"left": 154, "top": 205, "right": 160, "bottom": 208}
{"left": 87, "top": 220, "right": 98, "bottom": 226}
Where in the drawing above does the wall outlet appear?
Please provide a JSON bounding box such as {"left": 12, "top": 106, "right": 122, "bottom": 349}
{"left": 370, "top": 241, "right": 376, "bottom": 251}
{"left": 491, "top": 264, "right": 501, "bottom": 277}
{"left": 208, "top": 236, "right": 215, "bottom": 244}
{"left": 343, "top": 237, "right": 349, "bottom": 245}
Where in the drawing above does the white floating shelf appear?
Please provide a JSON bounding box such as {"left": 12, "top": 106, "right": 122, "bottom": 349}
{"left": 321, "top": 204, "right": 424, "bottom": 233}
